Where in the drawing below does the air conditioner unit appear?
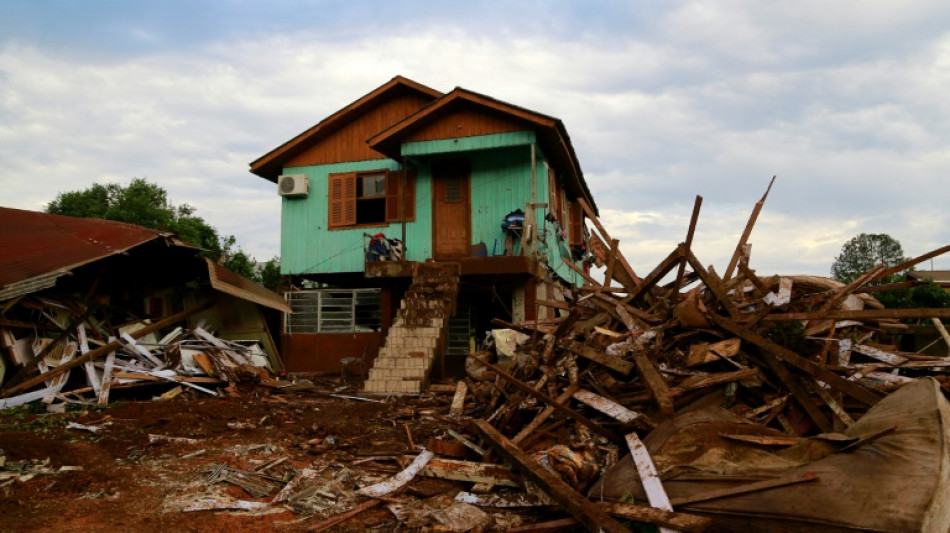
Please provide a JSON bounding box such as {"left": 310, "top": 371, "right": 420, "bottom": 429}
{"left": 278, "top": 174, "right": 309, "bottom": 198}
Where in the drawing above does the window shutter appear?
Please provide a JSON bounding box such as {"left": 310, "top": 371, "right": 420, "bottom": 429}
{"left": 329, "top": 173, "right": 356, "bottom": 228}
{"left": 343, "top": 174, "right": 356, "bottom": 225}
{"left": 569, "top": 200, "right": 583, "bottom": 246}
{"left": 385, "top": 171, "right": 399, "bottom": 222}
{"left": 385, "top": 170, "right": 416, "bottom": 222}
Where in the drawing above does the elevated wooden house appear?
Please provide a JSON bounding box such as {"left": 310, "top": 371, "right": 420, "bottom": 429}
{"left": 250, "top": 76, "right": 598, "bottom": 392}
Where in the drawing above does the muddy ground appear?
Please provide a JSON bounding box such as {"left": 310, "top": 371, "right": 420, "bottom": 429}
{"left": 0, "top": 378, "right": 551, "bottom": 532}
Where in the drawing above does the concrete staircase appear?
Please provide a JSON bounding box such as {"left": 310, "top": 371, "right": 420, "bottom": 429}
{"left": 363, "top": 263, "right": 459, "bottom": 394}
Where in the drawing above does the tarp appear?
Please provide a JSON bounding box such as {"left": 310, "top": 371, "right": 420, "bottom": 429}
{"left": 592, "top": 378, "right": 950, "bottom": 532}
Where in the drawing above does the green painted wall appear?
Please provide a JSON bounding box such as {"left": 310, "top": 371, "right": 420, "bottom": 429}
{"left": 280, "top": 159, "right": 432, "bottom": 274}
{"left": 279, "top": 132, "right": 583, "bottom": 286}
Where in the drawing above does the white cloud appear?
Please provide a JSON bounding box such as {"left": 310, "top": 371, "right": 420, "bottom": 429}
{"left": 1, "top": 3, "right": 949, "bottom": 274}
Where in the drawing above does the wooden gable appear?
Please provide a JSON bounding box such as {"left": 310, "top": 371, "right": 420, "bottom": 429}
{"left": 287, "top": 92, "right": 435, "bottom": 168}
{"left": 250, "top": 76, "right": 441, "bottom": 181}
{"left": 403, "top": 104, "right": 529, "bottom": 144}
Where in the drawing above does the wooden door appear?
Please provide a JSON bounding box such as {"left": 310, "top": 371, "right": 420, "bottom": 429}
{"left": 432, "top": 160, "right": 471, "bottom": 260}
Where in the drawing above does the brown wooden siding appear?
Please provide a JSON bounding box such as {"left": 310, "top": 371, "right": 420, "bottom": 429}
{"left": 280, "top": 332, "right": 383, "bottom": 373}
{"left": 286, "top": 93, "right": 432, "bottom": 167}
{"left": 404, "top": 107, "right": 526, "bottom": 143}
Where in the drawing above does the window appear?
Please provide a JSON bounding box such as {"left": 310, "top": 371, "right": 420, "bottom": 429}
{"left": 284, "top": 289, "right": 382, "bottom": 333}
{"left": 328, "top": 170, "right": 415, "bottom": 229}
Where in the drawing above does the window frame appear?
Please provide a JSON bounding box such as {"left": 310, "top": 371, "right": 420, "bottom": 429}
{"left": 328, "top": 169, "right": 415, "bottom": 230}
{"left": 284, "top": 288, "right": 382, "bottom": 333}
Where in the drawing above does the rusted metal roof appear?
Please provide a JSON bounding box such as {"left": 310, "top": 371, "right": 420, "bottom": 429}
{"left": 0, "top": 207, "right": 165, "bottom": 300}
{"left": 205, "top": 258, "right": 291, "bottom": 313}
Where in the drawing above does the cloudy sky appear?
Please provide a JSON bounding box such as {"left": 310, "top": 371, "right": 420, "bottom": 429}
{"left": 2, "top": 1, "right": 949, "bottom": 278}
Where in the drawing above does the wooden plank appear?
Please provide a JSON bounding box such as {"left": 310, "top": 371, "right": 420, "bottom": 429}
{"left": 415, "top": 456, "right": 521, "bottom": 487}
{"left": 449, "top": 381, "right": 467, "bottom": 415}
{"left": 632, "top": 352, "right": 675, "bottom": 417}
{"left": 572, "top": 389, "right": 641, "bottom": 424}
{"left": 97, "top": 347, "right": 116, "bottom": 406}
{"left": 625, "top": 432, "right": 680, "bottom": 533}
{"left": 604, "top": 238, "right": 620, "bottom": 288}
{"left": 759, "top": 348, "right": 834, "bottom": 433}
{"left": 471, "top": 419, "right": 632, "bottom": 533}
{"left": 2, "top": 301, "right": 214, "bottom": 398}
{"left": 470, "top": 354, "right": 623, "bottom": 445}
{"left": 307, "top": 499, "right": 382, "bottom": 533}
{"left": 578, "top": 197, "right": 642, "bottom": 287}
{"left": 674, "top": 367, "right": 760, "bottom": 394}
{"left": 713, "top": 315, "right": 882, "bottom": 407}
{"left": 512, "top": 384, "right": 579, "bottom": 445}
{"left": 670, "top": 195, "right": 702, "bottom": 297}
{"left": 723, "top": 176, "right": 774, "bottom": 282}
{"left": 622, "top": 246, "right": 684, "bottom": 305}
{"left": 597, "top": 502, "right": 712, "bottom": 533}
{"left": 684, "top": 251, "right": 741, "bottom": 319}
{"left": 563, "top": 340, "right": 634, "bottom": 375}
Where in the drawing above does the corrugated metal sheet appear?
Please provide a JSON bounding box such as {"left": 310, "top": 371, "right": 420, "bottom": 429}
{"left": 205, "top": 258, "right": 292, "bottom": 313}
{"left": 0, "top": 206, "right": 164, "bottom": 300}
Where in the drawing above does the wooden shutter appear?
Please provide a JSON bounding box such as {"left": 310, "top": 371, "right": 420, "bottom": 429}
{"left": 385, "top": 170, "right": 416, "bottom": 222}
{"left": 329, "top": 173, "right": 356, "bottom": 228}
{"left": 569, "top": 200, "right": 583, "bottom": 246}
{"left": 385, "top": 171, "right": 399, "bottom": 221}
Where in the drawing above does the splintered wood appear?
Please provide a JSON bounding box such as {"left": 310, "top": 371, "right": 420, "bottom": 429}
{"left": 0, "top": 296, "right": 276, "bottom": 409}
{"left": 435, "top": 185, "right": 950, "bottom": 532}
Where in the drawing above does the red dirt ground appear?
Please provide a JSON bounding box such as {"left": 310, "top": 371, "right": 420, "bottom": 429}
{"left": 0, "top": 380, "right": 478, "bottom": 532}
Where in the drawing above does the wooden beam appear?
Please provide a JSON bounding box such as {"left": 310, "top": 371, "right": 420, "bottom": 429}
{"left": 625, "top": 432, "right": 680, "bottom": 533}
{"left": 471, "top": 419, "right": 632, "bottom": 533}
{"left": 632, "top": 352, "right": 675, "bottom": 417}
{"left": 513, "top": 384, "right": 579, "bottom": 445}
{"left": 670, "top": 195, "right": 702, "bottom": 297}
{"left": 470, "top": 354, "right": 623, "bottom": 445}
{"left": 712, "top": 315, "right": 882, "bottom": 407}
{"left": 723, "top": 176, "right": 775, "bottom": 282}
{"left": 563, "top": 340, "right": 635, "bottom": 375}
{"left": 578, "top": 197, "right": 641, "bottom": 287}
{"left": 623, "top": 246, "right": 684, "bottom": 305}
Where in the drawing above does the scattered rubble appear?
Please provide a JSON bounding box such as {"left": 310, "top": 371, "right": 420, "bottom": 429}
{"left": 4, "top": 185, "right": 950, "bottom": 532}
{"left": 0, "top": 294, "right": 275, "bottom": 410}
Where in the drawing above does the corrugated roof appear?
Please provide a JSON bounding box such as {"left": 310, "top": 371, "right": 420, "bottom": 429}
{"left": 0, "top": 206, "right": 165, "bottom": 300}
{"left": 205, "top": 258, "right": 292, "bottom": 313}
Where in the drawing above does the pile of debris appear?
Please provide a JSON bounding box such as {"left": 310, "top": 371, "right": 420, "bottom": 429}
{"left": 324, "top": 189, "right": 950, "bottom": 532}
{"left": 0, "top": 294, "right": 274, "bottom": 409}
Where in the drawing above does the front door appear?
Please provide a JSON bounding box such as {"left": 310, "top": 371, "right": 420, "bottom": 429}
{"left": 432, "top": 159, "right": 471, "bottom": 260}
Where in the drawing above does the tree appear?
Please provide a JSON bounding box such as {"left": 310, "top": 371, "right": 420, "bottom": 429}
{"left": 258, "top": 258, "right": 281, "bottom": 291}
{"left": 46, "top": 178, "right": 277, "bottom": 285}
{"left": 830, "top": 233, "right": 909, "bottom": 285}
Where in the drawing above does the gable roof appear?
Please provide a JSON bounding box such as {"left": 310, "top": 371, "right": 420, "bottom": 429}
{"left": 250, "top": 76, "right": 443, "bottom": 182}
{"left": 0, "top": 206, "right": 166, "bottom": 299}
{"left": 368, "top": 86, "right": 597, "bottom": 213}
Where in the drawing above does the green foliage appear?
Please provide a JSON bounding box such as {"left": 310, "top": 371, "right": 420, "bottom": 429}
{"left": 876, "top": 280, "right": 950, "bottom": 310}
{"left": 45, "top": 178, "right": 282, "bottom": 288}
{"left": 831, "top": 233, "right": 908, "bottom": 285}
{"left": 258, "top": 257, "right": 282, "bottom": 291}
